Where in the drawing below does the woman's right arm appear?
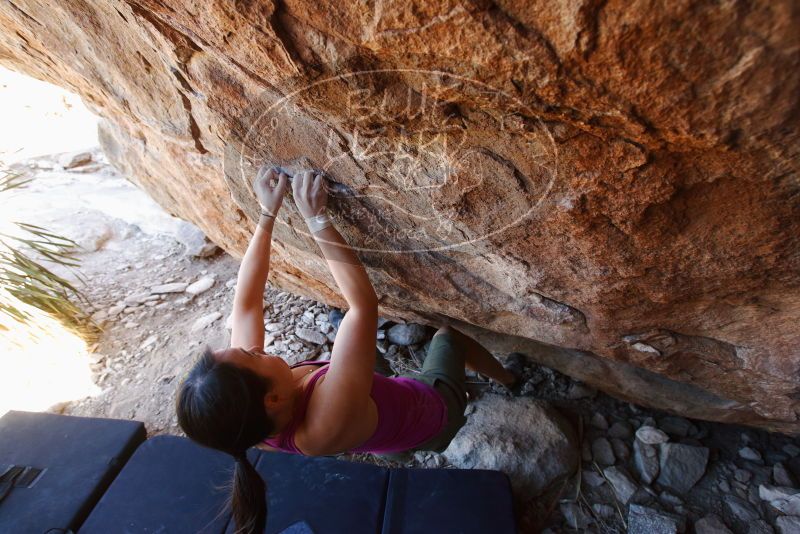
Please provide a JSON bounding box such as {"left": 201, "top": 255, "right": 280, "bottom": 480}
{"left": 291, "top": 171, "right": 378, "bottom": 452}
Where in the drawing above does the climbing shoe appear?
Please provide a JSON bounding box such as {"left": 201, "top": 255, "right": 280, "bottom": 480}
{"left": 501, "top": 352, "right": 527, "bottom": 396}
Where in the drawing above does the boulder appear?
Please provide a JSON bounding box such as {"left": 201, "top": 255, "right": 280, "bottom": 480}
{"left": 2, "top": 0, "right": 798, "bottom": 431}
{"left": 443, "top": 395, "right": 577, "bottom": 497}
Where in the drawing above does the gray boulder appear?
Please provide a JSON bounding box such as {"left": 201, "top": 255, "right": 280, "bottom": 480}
{"left": 443, "top": 395, "right": 577, "bottom": 496}
{"left": 657, "top": 442, "right": 709, "bottom": 493}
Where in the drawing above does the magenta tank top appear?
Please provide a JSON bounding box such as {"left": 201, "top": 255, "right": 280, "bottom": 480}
{"left": 263, "top": 362, "right": 447, "bottom": 455}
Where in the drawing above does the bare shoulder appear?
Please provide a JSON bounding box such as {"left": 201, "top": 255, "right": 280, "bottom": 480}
{"left": 294, "top": 380, "right": 379, "bottom": 456}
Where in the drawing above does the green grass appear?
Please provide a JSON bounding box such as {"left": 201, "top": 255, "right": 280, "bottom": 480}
{"left": 0, "top": 166, "right": 97, "bottom": 340}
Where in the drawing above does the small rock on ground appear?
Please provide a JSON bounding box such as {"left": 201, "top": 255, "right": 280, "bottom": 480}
{"left": 151, "top": 282, "right": 188, "bottom": 294}
{"left": 776, "top": 516, "right": 800, "bottom": 534}
{"left": 608, "top": 421, "right": 634, "bottom": 440}
{"left": 59, "top": 150, "right": 92, "bottom": 169}
{"left": 634, "top": 439, "right": 660, "bottom": 485}
{"left": 628, "top": 504, "right": 686, "bottom": 534}
{"left": 560, "top": 502, "right": 591, "bottom": 529}
{"left": 747, "top": 519, "right": 775, "bottom": 534}
{"left": 740, "top": 447, "right": 763, "bottom": 462}
{"left": 694, "top": 514, "right": 733, "bottom": 534}
{"left": 592, "top": 437, "right": 616, "bottom": 466}
{"left": 295, "top": 327, "right": 326, "bottom": 345}
{"left": 191, "top": 312, "right": 222, "bottom": 332}
{"left": 386, "top": 323, "right": 428, "bottom": 345}
{"left": 603, "top": 466, "right": 638, "bottom": 504}
{"left": 657, "top": 443, "right": 709, "bottom": 493}
{"left": 636, "top": 426, "right": 669, "bottom": 445}
{"left": 723, "top": 494, "right": 761, "bottom": 521}
{"left": 186, "top": 276, "right": 215, "bottom": 295}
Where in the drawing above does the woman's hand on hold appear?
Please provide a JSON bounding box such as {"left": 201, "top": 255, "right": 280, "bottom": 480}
{"left": 292, "top": 170, "right": 328, "bottom": 218}
{"left": 253, "top": 166, "right": 289, "bottom": 216}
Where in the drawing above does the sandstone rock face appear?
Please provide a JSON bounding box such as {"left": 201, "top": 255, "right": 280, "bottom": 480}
{"left": 1, "top": 1, "right": 798, "bottom": 431}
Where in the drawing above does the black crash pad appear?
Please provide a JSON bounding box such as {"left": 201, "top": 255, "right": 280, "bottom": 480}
{"left": 234, "top": 451, "right": 390, "bottom": 534}
{"left": 382, "top": 467, "right": 516, "bottom": 534}
{"left": 0, "top": 410, "right": 145, "bottom": 533}
{"left": 80, "top": 433, "right": 515, "bottom": 534}
{"left": 79, "top": 435, "right": 247, "bottom": 533}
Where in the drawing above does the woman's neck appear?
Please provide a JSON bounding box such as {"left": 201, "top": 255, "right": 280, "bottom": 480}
{"left": 270, "top": 366, "right": 321, "bottom": 434}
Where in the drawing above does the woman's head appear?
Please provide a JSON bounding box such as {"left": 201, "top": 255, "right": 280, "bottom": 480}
{"left": 175, "top": 347, "right": 286, "bottom": 533}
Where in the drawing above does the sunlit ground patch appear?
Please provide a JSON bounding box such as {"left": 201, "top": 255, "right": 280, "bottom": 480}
{"left": 0, "top": 295, "right": 101, "bottom": 417}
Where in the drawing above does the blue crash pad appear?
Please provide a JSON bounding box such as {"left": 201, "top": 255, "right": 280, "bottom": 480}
{"left": 0, "top": 410, "right": 145, "bottom": 533}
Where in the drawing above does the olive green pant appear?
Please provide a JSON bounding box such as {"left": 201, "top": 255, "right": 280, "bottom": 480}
{"left": 398, "top": 331, "right": 469, "bottom": 455}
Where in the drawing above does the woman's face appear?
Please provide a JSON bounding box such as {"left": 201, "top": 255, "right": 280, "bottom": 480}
{"left": 213, "top": 347, "right": 294, "bottom": 408}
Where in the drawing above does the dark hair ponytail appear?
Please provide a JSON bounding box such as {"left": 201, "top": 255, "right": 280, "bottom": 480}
{"left": 232, "top": 453, "right": 266, "bottom": 533}
{"left": 176, "top": 349, "right": 274, "bottom": 533}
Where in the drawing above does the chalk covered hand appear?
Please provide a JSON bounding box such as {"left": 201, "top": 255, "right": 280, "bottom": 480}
{"left": 292, "top": 170, "right": 328, "bottom": 218}
{"left": 292, "top": 171, "right": 332, "bottom": 235}
{"left": 253, "top": 166, "right": 289, "bottom": 217}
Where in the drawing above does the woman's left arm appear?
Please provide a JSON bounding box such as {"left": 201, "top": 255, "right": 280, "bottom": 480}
{"left": 230, "top": 167, "right": 288, "bottom": 348}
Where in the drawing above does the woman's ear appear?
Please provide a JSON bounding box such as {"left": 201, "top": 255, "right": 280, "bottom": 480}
{"left": 263, "top": 392, "right": 281, "bottom": 411}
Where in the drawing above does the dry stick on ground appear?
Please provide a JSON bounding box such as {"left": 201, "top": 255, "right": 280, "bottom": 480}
{"left": 593, "top": 461, "right": 627, "bottom": 529}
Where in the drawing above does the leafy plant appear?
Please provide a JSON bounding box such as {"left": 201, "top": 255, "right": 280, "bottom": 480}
{"left": 0, "top": 167, "right": 96, "bottom": 339}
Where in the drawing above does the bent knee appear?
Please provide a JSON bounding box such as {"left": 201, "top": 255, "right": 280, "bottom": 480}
{"left": 433, "top": 325, "right": 455, "bottom": 337}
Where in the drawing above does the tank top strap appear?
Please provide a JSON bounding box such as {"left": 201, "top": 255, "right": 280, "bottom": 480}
{"left": 291, "top": 359, "right": 331, "bottom": 369}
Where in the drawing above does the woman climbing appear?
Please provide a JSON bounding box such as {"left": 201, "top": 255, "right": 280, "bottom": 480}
{"left": 175, "top": 165, "right": 521, "bottom": 533}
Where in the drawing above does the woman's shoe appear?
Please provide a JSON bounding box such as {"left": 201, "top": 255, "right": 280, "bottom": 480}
{"left": 502, "top": 352, "right": 527, "bottom": 396}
